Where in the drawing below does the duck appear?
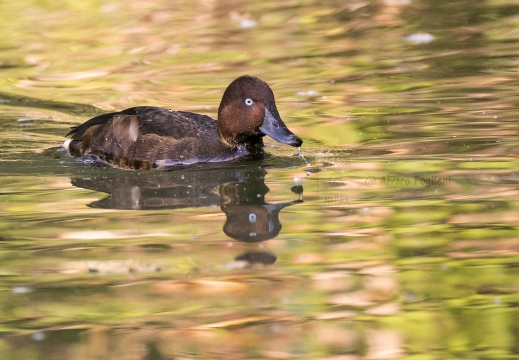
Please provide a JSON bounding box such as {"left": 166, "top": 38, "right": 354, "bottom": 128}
{"left": 64, "top": 75, "right": 303, "bottom": 170}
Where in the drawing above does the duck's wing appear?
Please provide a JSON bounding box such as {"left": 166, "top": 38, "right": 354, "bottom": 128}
{"left": 129, "top": 107, "right": 217, "bottom": 139}
{"left": 67, "top": 110, "right": 124, "bottom": 139}
{"left": 67, "top": 106, "right": 217, "bottom": 140}
{"left": 65, "top": 106, "right": 224, "bottom": 168}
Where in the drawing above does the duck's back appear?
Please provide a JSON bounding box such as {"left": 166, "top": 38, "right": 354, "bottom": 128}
{"left": 69, "top": 106, "right": 216, "bottom": 139}
{"left": 67, "top": 106, "right": 230, "bottom": 169}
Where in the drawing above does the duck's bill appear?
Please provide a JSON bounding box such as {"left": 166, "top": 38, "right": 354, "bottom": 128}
{"left": 259, "top": 108, "right": 303, "bottom": 147}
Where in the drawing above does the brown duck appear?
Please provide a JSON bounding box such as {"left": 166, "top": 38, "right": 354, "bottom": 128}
{"left": 64, "top": 75, "right": 302, "bottom": 169}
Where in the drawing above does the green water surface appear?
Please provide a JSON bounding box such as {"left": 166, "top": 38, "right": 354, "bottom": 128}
{"left": 1, "top": 0, "right": 519, "bottom": 359}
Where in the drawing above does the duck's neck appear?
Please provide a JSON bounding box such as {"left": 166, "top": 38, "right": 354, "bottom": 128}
{"left": 244, "top": 138, "right": 265, "bottom": 156}
{"left": 218, "top": 133, "right": 265, "bottom": 156}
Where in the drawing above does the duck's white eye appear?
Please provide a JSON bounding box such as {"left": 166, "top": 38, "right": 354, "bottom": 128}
{"left": 244, "top": 98, "right": 253, "bottom": 106}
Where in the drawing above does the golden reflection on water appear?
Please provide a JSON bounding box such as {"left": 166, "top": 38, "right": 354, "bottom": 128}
{"left": 1, "top": 0, "right": 519, "bottom": 359}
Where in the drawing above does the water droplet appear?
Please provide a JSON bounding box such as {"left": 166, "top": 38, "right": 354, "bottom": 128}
{"left": 32, "top": 332, "right": 45, "bottom": 341}
{"left": 240, "top": 19, "right": 257, "bottom": 29}
{"left": 297, "top": 147, "right": 310, "bottom": 166}
{"left": 12, "top": 286, "right": 31, "bottom": 294}
{"left": 406, "top": 33, "right": 435, "bottom": 44}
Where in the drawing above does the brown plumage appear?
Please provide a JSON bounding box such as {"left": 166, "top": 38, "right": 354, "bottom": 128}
{"left": 65, "top": 76, "right": 302, "bottom": 169}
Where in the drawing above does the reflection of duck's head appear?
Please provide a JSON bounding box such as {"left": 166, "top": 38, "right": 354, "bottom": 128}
{"left": 219, "top": 171, "right": 302, "bottom": 242}
{"left": 222, "top": 203, "right": 293, "bottom": 242}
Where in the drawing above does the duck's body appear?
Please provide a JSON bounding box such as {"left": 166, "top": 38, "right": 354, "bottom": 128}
{"left": 67, "top": 106, "right": 249, "bottom": 169}
{"left": 65, "top": 76, "right": 302, "bottom": 170}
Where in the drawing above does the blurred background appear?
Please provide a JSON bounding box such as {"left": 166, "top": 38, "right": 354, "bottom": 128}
{"left": 1, "top": 0, "right": 519, "bottom": 359}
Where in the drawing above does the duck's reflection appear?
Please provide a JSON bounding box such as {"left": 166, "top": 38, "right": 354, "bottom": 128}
{"left": 71, "top": 166, "right": 302, "bottom": 265}
{"left": 219, "top": 173, "right": 302, "bottom": 243}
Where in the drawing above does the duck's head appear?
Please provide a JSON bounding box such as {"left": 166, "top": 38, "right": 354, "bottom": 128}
{"left": 217, "top": 75, "right": 303, "bottom": 149}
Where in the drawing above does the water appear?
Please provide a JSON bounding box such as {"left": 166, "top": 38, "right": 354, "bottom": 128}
{"left": 1, "top": 0, "right": 519, "bottom": 359}
{"left": 297, "top": 147, "right": 311, "bottom": 167}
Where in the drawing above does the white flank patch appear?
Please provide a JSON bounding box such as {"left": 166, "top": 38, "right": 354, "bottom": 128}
{"left": 128, "top": 117, "right": 139, "bottom": 142}
{"left": 62, "top": 139, "right": 72, "bottom": 151}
